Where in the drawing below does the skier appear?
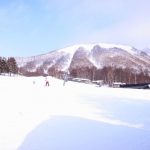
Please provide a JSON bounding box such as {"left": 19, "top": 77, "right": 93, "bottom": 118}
{"left": 45, "top": 77, "right": 49, "bottom": 86}
{"left": 33, "top": 80, "right": 36, "bottom": 85}
{"left": 63, "top": 71, "right": 69, "bottom": 86}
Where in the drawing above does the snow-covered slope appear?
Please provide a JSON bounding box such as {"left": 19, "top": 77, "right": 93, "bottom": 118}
{"left": 0, "top": 76, "right": 150, "bottom": 150}
{"left": 59, "top": 43, "right": 135, "bottom": 55}
{"left": 16, "top": 43, "right": 150, "bottom": 75}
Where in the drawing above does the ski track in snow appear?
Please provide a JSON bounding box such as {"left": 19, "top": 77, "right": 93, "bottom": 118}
{"left": 0, "top": 76, "right": 150, "bottom": 150}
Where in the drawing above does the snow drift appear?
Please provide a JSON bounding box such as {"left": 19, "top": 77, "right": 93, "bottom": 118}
{"left": 0, "top": 75, "right": 150, "bottom": 150}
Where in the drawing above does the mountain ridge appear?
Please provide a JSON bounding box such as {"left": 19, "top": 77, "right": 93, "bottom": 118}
{"left": 16, "top": 43, "right": 150, "bottom": 77}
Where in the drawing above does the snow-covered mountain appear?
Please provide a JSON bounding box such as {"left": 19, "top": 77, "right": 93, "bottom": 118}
{"left": 16, "top": 43, "right": 150, "bottom": 75}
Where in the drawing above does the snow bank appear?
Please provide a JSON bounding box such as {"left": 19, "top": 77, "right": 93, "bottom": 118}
{"left": 0, "top": 76, "right": 150, "bottom": 150}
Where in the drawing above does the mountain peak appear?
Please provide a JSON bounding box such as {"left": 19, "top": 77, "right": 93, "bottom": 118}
{"left": 57, "top": 43, "right": 136, "bottom": 55}
{"left": 16, "top": 43, "right": 150, "bottom": 76}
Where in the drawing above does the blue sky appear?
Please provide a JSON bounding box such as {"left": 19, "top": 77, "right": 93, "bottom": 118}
{"left": 0, "top": 0, "right": 150, "bottom": 57}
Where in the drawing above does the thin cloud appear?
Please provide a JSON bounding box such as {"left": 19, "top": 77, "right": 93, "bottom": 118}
{"left": 54, "top": 0, "right": 150, "bottom": 49}
{"left": 1, "top": 0, "right": 150, "bottom": 56}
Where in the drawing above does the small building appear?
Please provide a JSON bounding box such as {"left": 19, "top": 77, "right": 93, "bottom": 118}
{"left": 71, "top": 78, "right": 91, "bottom": 84}
{"left": 112, "top": 82, "right": 126, "bottom": 88}
{"left": 120, "top": 83, "right": 150, "bottom": 89}
{"left": 92, "top": 80, "right": 104, "bottom": 86}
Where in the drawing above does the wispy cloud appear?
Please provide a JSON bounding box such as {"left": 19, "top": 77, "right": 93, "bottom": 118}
{"left": 1, "top": 0, "right": 150, "bottom": 56}
{"left": 41, "top": 0, "right": 150, "bottom": 47}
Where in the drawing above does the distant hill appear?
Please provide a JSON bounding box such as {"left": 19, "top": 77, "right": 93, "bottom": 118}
{"left": 15, "top": 43, "right": 150, "bottom": 84}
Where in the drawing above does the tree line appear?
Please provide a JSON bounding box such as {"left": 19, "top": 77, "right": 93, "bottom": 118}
{"left": 26, "top": 65, "right": 150, "bottom": 85}
{"left": 69, "top": 66, "right": 150, "bottom": 85}
{"left": 0, "top": 57, "right": 18, "bottom": 75}
{"left": 18, "top": 61, "right": 150, "bottom": 85}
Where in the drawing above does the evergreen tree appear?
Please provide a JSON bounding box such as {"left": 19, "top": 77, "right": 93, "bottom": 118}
{"left": 1, "top": 57, "right": 9, "bottom": 74}
{"left": 0, "top": 57, "right": 3, "bottom": 74}
{"left": 7, "top": 57, "right": 18, "bottom": 76}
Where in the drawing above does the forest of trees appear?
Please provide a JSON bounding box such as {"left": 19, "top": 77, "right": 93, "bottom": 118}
{"left": 17, "top": 60, "right": 150, "bottom": 86}
{"left": 19, "top": 64, "right": 150, "bottom": 85}
{"left": 69, "top": 66, "right": 150, "bottom": 85}
{"left": 0, "top": 57, "right": 18, "bottom": 75}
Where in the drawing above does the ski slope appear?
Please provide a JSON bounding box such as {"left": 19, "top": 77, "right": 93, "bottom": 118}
{"left": 0, "top": 76, "right": 150, "bottom": 150}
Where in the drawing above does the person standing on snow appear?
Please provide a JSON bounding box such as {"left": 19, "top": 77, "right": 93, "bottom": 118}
{"left": 45, "top": 77, "right": 49, "bottom": 86}
{"left": 33, "top": 80, "right": 36, "bottom": 85}
{"left": 63, "top": 71, "right": 69, "bottom": 86}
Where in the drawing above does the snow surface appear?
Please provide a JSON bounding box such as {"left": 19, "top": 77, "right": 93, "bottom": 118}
{"left": 59, "top": 43, "right": 135, "bottom": 55}
{"left": 98, "top": 43, "right": 136, "bottom": 54}
{"left": 0, "top": 76, "right": 150, "bottom": 150}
